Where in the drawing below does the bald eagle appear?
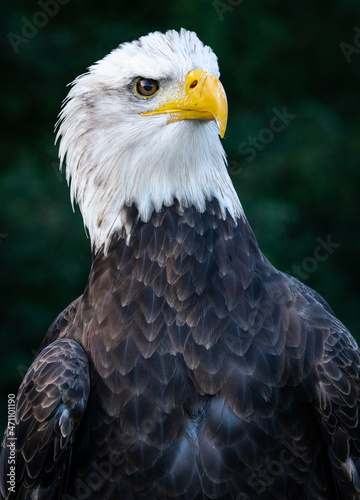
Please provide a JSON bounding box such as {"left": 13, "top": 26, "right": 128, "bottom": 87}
{"left": 1, "top": 29, "right": 360, "bottom": 500}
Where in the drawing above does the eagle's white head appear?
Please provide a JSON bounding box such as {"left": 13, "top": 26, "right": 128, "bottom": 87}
{"left": 57, "top": 29, "right": 243, "bottom": 252}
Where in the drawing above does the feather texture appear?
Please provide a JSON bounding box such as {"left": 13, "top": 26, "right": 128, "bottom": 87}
{"left": 2, "top": 203, "right": 360, "bottom": 499}
{"left": 1, "top": 28, "right": 360, "bottom": 500}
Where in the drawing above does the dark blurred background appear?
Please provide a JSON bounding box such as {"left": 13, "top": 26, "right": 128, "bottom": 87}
{"left": 1, "top": 0, "right": 360, "bottom": 429}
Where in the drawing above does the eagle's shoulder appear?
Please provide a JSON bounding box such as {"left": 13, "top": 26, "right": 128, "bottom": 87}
{"left": 242, "top": 266, "right": 359, "bottom": 383}
{"left": 253, "top": 269, "right": 360, "bottom": 495}
{"left": 38, "top": 295, "right": 83, "bottom": 352}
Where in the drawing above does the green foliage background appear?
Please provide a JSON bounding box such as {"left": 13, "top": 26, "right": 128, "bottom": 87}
{"left": 1, "top": 0, "right": 360, "bottom": 429}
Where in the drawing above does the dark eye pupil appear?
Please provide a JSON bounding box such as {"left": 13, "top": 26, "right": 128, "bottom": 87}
{"left": 143, "top": 82, "right": 153, "bottom": 91}
{"left": 136, "top": 78, "right": 159, "bottom": 97}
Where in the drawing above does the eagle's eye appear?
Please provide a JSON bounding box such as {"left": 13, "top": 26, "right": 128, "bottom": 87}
{"left": 135, "top": 78, "right": 159, "bottom": 97}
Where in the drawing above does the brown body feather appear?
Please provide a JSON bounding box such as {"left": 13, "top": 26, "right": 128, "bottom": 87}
{"left": 2, "top": 200, "right": 360, "bottom": 499}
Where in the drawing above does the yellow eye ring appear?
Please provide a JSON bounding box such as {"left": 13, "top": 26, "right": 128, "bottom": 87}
{"left": 134, "top": 77, "right": 159, "bottom": 98}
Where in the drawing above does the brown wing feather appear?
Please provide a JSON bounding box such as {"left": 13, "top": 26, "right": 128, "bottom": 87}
{"left": 0, "top": 339, "right": 90, "bottom": 500}
{"left": 313, "top": 318, "right": 360, "bottom": 497}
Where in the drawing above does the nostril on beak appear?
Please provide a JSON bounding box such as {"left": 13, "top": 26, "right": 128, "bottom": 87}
{"left": 189, "top": 80, "right": 198, "bottom": 89}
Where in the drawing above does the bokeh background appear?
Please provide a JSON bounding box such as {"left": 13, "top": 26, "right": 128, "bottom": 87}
{"left": 1, "top": 0, "right": 360, "bottom": 429}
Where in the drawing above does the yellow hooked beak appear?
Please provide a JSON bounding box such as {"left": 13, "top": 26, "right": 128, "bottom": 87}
{"left": 141, "top": 69, "right": 228, "bottom": 138}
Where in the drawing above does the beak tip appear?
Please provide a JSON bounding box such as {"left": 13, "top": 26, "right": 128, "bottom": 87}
{"left": 218, "top": 119, "right": 227, "bottom": 138}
